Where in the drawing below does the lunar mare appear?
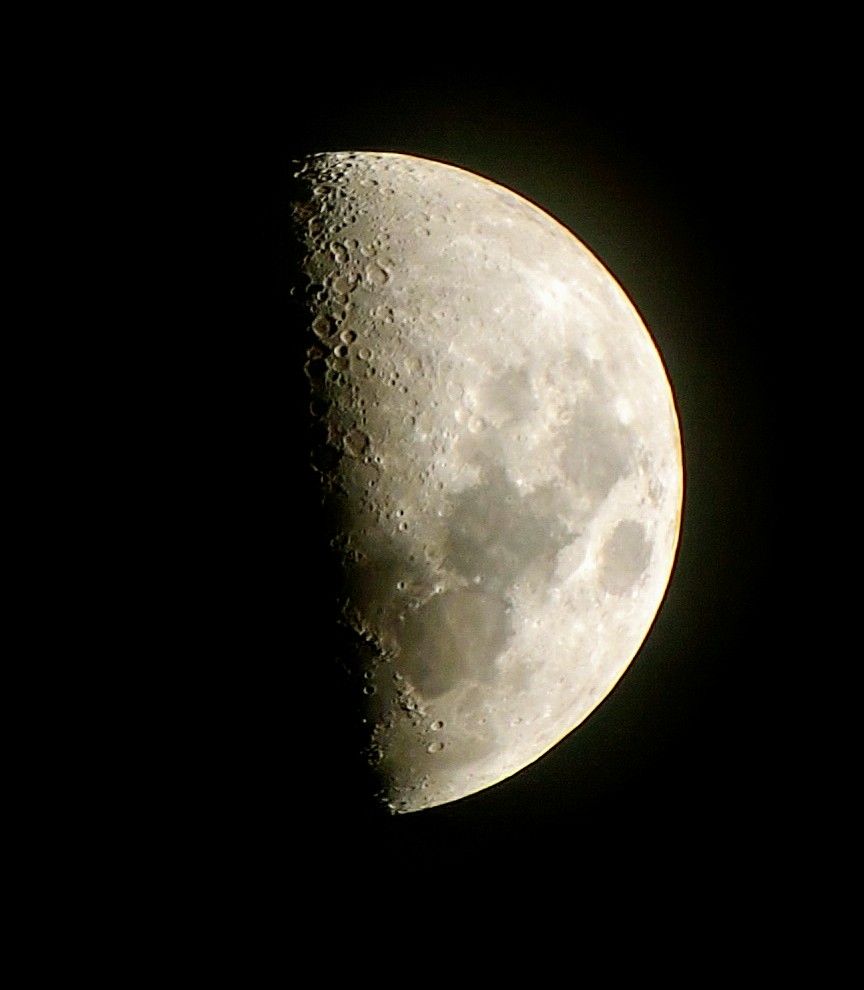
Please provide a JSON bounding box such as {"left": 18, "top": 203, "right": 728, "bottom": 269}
{"left": 291, "top": 152, "right": 683, "bottom": 813}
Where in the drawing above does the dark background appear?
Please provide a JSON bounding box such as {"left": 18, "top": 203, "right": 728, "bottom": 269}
{"left": 226, "top": 51, "right": 812, "bottom": 898}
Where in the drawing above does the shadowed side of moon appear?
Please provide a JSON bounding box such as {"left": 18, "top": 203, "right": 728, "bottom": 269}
{"left": 288, "top": 151, "right": 682, "bottom": 812}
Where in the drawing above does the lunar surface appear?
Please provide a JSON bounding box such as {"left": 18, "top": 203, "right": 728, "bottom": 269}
{"left": 290, "top": 151, "right": 683, "bottom": 813}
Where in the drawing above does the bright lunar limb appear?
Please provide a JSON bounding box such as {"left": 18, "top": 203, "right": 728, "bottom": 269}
{"left": 291, "top": 151, "right": 683, "bottom": 813}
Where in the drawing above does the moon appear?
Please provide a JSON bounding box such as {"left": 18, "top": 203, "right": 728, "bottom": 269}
{"left": 291, "top": 151, "right": 683, "bottom": 813}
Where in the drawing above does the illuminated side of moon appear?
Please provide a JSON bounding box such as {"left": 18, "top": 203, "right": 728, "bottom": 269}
{"left": 292, "top": 151, "right": 683, "bottom": 813}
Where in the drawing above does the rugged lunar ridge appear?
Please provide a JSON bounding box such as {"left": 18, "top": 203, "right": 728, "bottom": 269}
{"left": 292, "top": 152, "right": 682, "bottom": 812}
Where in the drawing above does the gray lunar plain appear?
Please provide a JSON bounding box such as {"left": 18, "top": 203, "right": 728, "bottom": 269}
{"left": 291, "top": 151, "right": 683, "bottom": 812}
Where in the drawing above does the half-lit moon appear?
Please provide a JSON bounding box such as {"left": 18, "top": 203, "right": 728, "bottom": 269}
{"left": 291, "top": 151, "right": 683, "bottom": 812}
